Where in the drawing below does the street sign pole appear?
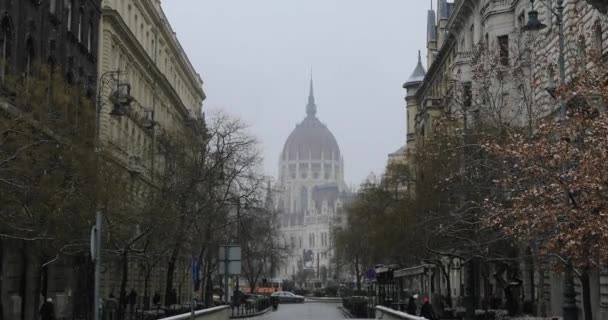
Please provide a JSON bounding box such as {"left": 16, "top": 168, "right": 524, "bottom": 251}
{"left": 93, "top": 209, "right": 102, "bottom": 320}
{"left": 224, "top": 246, "right": 229, "bottom": 304}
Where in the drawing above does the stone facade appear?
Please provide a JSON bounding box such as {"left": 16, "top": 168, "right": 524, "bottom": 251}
{"left": 275, "top": 78, "right": 351, "bottom": 287}
{"left": 401, "top": 0, "right": 608, "bottom": 319}
{"left": 0, "top": 0, "right": 101, "bottom": 92}
{"left": 0, "top": 1, "right": 102, "bottom": 319}
{"left": 97, "top": 0, "right": 205, "bottom": 305}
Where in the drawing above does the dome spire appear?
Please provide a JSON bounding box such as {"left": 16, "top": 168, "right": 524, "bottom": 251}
{"left": 403, "top": 49, "right": 426, "bottom": 88}
{"left": 306, "top": 71, "right": 317, "bottom": 117}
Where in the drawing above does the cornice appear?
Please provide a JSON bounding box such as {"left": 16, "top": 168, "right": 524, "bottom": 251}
{"left": 138, "top": 0, "right": 205, "bottom": 101}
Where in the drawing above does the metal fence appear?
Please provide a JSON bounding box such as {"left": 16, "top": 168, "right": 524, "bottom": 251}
{"left": 229, "top": 297, "right": 271, "bottom": 318}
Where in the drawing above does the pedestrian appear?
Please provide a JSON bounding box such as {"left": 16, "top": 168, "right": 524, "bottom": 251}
{"left": 153, "top": 291, "right": 161, "bottom": 308}
{"left": 39, "top": 297, "right": 55, "bottom": 320}
{"left": 121, "top": 289, "right": 128, "bottom": 309}
{"left": 406, "top": 294, "right": 417, "bottom": 315}
{"left": 420, "top": 297, "right": 436, "bottom": 320}
{"left": 170, "top": 288, "right": 178, "bottom": 306}
{"left": 106, "top": 293, "right": 119, "bottom": 320}
{"left": 128, "top": 288, "right": 137, "bottom": 316}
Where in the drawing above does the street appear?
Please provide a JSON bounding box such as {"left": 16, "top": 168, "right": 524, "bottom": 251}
{"left": 252, "top": 302, "right": 347, "bottom": 320}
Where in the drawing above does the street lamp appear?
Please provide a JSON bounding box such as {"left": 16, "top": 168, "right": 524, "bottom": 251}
{"left": 522, "top": 2, "right": 577, "bottom": 320}
{"left": 93, "top": 70, "right": 132, "bottom": 320}
{"left": 523, "top": 0, "right": 566, "bottom": 118}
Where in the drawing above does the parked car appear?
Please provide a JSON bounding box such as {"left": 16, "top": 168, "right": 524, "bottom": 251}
{"left": 270, "top": 291, "right": 305, "bottom": 303}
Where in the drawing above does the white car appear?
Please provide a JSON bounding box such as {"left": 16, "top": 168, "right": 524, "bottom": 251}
{"left": 270, "top": 291, "right": 305, "bottom": 303}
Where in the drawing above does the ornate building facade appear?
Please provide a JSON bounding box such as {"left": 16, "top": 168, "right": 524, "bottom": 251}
{"left": 397, "top": 0, "right": 608, "bottom": 318}
{"left": 276, "top": 78, "right": 350, "bottom": 287}
{"left": 97, "top": 0, "right": 205, "bottom": 306}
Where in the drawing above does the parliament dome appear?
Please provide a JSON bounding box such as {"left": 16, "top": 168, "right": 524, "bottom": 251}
{"left": 281, "top": 78, "right": 341, "bottom": 161}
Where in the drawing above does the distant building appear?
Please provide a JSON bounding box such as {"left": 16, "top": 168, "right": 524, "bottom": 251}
{"left": 275, "top": 77, "right": 351, "bottom": 287}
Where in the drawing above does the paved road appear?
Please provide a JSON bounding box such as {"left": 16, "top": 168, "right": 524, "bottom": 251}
{"left": 252, "top": 302, "right": 347, "bottom": 320}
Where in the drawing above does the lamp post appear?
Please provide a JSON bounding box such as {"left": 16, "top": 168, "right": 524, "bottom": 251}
{"left": 522, "top": 2, "right": 577, "bottom": 320}
{"left": 93, "top": 70, "right": 131, "bottom": 320}
{"left": 523, "top": 0, "right": 566, "bottom": 118}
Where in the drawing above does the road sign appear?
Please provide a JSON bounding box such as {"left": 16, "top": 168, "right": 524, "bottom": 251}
{"left": 218, "top": 245, "right": 241, "bottom": 275}
{"left": 219, "top": 245, "right": 241, "bottom": 261}
{"left": 218, "top": 260, "right": 242, "bottom": 275}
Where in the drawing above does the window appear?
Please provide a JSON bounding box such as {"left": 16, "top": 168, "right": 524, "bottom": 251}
{"left": 77, "top": 7, "right": 83, "bottom": 42}
{"left": 469, "top": 24, "right": 474, "bottom": 50}
{"left": 593, "top": 23, "right": 602, "bottom": 53}
{"left": 50, "top": 0, "right": 57, "bottom": 14}
{"left": 87, "top": 21, "right": 93, "bottom": 51}
{"left": 578, "top": 35, "right": 587, "bottom": 56}
{"left": 463, "top": 82, "right": 472, "bottom": 107}
{"left": 66, "top": 1, "right": 73, "bottom": 31}
{"left": 498, "top": 35, "right": 509, "bottom": 66}
{"left": 0, "top": 15, "right": 13, "bottom": 83}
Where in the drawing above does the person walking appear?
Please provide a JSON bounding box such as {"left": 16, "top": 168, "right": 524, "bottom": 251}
{"left": 106, "top": 293, "right": 119, "bottom": 320}
{"left": 153, "top": 291, "right": 161, "bottom": 308}
{"left": 406, "top": 294, "right": 418, "bottom": 315}
{"left": 420, "top": 297, "right": 436, "bottom": 320}
{"left": 39, "top": 297, "right": 55, "bottom": 320}
{"left": 128, "top": 289, "right": 137, "bottom": 318}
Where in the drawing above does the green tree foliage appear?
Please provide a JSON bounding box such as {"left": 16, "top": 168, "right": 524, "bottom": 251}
{"left": 0, "top": 66, "right": 97, "bottom": 257}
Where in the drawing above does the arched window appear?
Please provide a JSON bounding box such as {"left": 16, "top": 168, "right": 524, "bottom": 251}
{"left": 300, "top": 186, "right": 308, "bottom": 214}
{"left": 77, "top": 7, "right": 84, "bottom": 42}
{"left": 0, "top": 14, "right": 13, "bottom": 82}
{"left": 49, "top": 0, "right": 57, "bottom": 14}
{"left": 66, "top": 1, "right": 73, "bottom": 31}
{"left": 593, "top": 22, "right": 603, "bottom": 53}
{"left": 87, "top": 21, "right": 93, "bottom": 51}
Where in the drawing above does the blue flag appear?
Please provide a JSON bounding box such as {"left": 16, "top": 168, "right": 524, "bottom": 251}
{"left": 192, "top": 256, "right": 201, "bottom": 291}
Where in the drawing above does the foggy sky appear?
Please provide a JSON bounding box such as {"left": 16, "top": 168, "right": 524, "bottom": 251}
{"left": 161, "top": 1, "right": 428, "bottom": 186}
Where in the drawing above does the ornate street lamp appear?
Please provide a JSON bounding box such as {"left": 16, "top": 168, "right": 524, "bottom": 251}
{"left": 92, "top": 70, "right": 132, "bottom": 320}
{"left": 521, "top": 7, "right": 546, "bottom": 32}
{"left": 523, "top": 0, "right": 566, "bottom": 117}
{"left": 523, "top": 2, "right": 577, "bottom": 320}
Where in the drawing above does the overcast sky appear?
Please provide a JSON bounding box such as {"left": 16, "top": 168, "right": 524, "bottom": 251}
{"left": 162, "top": 1, "right": 428, "bottom": 186}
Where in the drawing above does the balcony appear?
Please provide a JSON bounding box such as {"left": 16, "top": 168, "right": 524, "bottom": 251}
{"left": 128, "top": 155, "right": 144, "bottom": 176}
{"left": 480, "top": 0, "right": 515, "bottom": 21}
{"left": 454, "top": 50, "right": 476, "bottom": 66}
